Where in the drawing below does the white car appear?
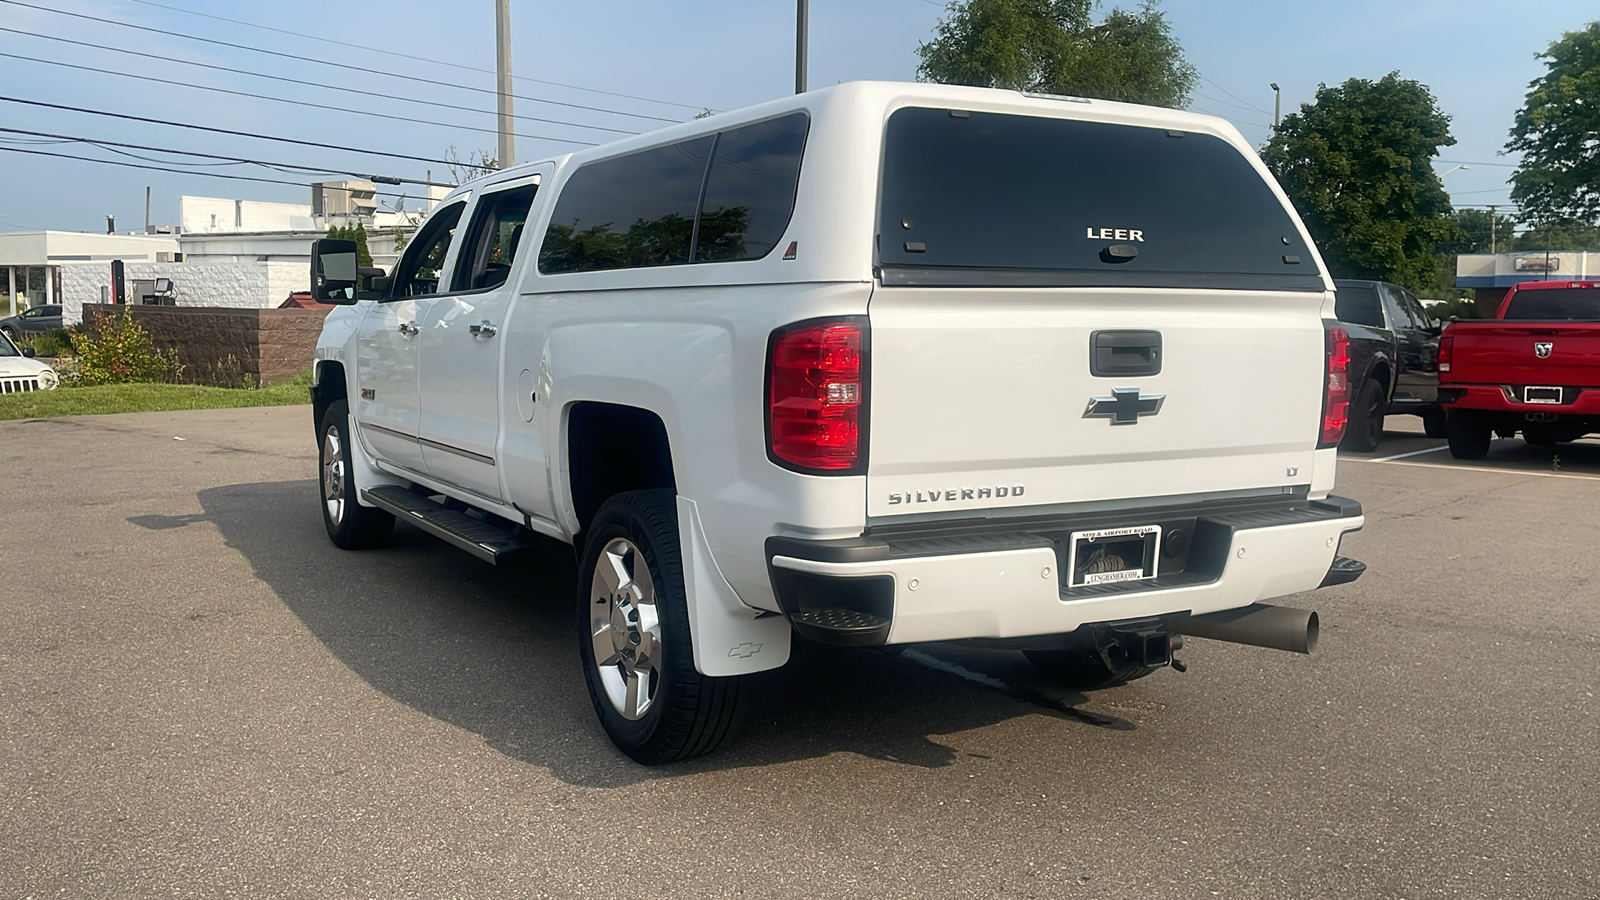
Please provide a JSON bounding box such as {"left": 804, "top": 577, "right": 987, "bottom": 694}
{"left": 308, "top": 81, "right": 1366, "bottom": 764}
{"left": 0, "top": 330, "right": 58, "bottom": 394}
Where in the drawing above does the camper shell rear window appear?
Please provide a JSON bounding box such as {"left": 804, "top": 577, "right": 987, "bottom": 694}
{"left": 878, "top": 107, "right": 1322, "bottom": 291}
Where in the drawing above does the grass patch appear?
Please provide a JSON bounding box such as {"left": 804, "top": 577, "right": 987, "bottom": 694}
{"left": 0, "top": 371, "right": 312, "bottom": 420}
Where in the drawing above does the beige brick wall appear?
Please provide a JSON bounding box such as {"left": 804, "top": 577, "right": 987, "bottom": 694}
{"left": 82, "top": 304, "right": 330, "bottom": 387}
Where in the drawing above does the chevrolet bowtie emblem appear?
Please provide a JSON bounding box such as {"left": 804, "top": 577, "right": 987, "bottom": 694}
{"left": 1084, "top": 387, "right": 1165, "bottom": 425}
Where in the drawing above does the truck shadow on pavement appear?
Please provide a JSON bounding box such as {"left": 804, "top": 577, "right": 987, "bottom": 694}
{"left": 190, "top": 480, "right": 1135, "bottom": 787}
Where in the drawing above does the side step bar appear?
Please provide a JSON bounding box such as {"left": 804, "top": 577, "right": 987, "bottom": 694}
{"left": 362, "top": 485, "right": 540, "bottom": 566}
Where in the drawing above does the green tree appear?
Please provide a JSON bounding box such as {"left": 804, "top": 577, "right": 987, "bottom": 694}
{"left": 915, "top": 0, "right": 1198, "bottom": 108}
{"left": 1507, "top": 22, "right": 1600, "bottom": 224}
{"left": 1511, "top": 218, "right": 1600, "bottom": 250}
{"left": 1260, "top": 73, "right": 1458, "bottom": 290}
{"left": 352, "top": 222, "right": 373, "bottom": 268}
{"left": 1438, "top": 208, "right": 1520, "bottom": 255}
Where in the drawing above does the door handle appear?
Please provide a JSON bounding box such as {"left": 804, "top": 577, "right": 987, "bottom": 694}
{"left": 469, "top": 321, "right": 498, "bottom": 338}
{"left": 398, "top": 321, "right": 419, "bottom": 337}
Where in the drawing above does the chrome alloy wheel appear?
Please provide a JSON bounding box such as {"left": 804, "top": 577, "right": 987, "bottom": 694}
{"left": 322, "top": 425, "right": 346, "bottom": 526}
{"left": 589, "top": 537, "right": 662, "bottom": 721}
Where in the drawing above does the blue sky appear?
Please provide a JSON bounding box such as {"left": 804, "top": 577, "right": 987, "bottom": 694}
{"left": 0, "top": 0, "right": 1593, "bottom": 234}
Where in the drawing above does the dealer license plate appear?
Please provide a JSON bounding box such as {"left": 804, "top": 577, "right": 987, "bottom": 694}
{"left": 1524, "top": 385, "right": 1562, "bottom": 404}
{"left": 1067, "top": 525, "right": 1161, "bottom": 588}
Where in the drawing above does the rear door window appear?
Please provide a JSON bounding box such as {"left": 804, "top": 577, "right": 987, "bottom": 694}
{"left": 878, "top": 107, "right": 1321, "bottom": 290}
{"left": 1503, "top": 288, "right": 1600, "bottom": 320}
{"left": 452, "top": 183, "right": 538, "bottom": 292}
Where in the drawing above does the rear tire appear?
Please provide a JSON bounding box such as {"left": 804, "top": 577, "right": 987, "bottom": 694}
{"left": 1446, "top": 409, "right": 1492, "bottom": 460}
{"left": 1341, "top": 377, "right": 1387, "bottom": 452}
{"left": 1421, "top": 406, "right": 1448, "bottom": 439}
{"left": 578, "top": 489, "right": 743, "bottom": 764}
{"left": 0, "top": 326, "right": 15, "bottom": 341}
{"left": 318, "top": 400, "right": 395, "bottom": 549}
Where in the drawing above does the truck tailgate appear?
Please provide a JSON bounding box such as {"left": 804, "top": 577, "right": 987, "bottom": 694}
{"left": 1445, "top": 323, "right": 1600, "bottom": 386}
{"left": 865, "top": 286, "right": 1327, "bottom": 519}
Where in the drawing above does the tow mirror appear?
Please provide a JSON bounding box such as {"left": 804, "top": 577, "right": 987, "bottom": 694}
{"left": 311, "top": 238, "right": 360, "bottom": 304}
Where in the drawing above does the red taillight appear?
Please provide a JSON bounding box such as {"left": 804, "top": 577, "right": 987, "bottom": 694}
{"left": 1437, "top": 332, "right": 1453, "bottom": 374}
{"left": 1320, "top": 324, "right": 1350, "bottom": 447}
{"left": 767, "top": 318, "right": 866, "bottom": 472}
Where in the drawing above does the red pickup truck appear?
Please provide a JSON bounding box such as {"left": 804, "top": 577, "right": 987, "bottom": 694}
{"left": 1440, "top": 280, "right": 1600, "bottom": 458}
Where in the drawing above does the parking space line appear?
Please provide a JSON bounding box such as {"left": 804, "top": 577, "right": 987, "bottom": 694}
{"left": 1366, "top": 444, "right": 1451, "bottom": 462}
{"left": 1370, "top": 459, "right": 1600, "bottom": 481}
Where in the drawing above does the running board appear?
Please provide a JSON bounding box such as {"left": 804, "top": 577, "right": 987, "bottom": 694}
{"left": 361, "top": 485, "right": 540, "bottom": 566}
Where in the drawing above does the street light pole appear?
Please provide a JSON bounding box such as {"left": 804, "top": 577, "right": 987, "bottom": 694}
{"left": 1270, "top": 83, "right": 1281, "bottom": 128}
{"left": 495, "top": 0, "right": 515, "bottom": 168}
{"left": 795, "top": 0, "right": 808, "bottom": 94}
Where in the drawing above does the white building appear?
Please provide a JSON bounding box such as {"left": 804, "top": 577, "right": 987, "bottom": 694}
{"left": 0, "top": 231, "right": 178, "bottom": 319}
{"left": 3, "top": 184, "right": 447, "bottom": 323}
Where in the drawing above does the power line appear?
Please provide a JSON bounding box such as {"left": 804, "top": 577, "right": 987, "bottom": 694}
{"left": 1200, "top": 75, "right": 1271, "bottom": 115}
{"left": 0, "top": 26, "right": 640, "bottom": 137}
{"left": 6, "top": 55, "right": 600, "bottom": 148}
{"left": 0, "top": 127, "right": 448, "bottom": 186}
{"left": 0, "top": 95, "right": 464, "bottom": 167}
{"left": 1188, "top": 105, "right": 1272, "bottom": 130}
{"left": 0, "top": 145, "right": 428, "bottom": 202}
{"left": 1193, "top": 91, "right": 1274, "bottom": 118}
{"left": 0, "top": 0, "right": 682, "bottom": 126}
{"left": 121, "top": 0, "right": 711, "bottom": 114}
{"left": 1437, "top": 159, "right": 1517, "bottom": 168}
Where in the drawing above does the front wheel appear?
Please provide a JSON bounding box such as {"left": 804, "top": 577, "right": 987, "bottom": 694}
{"left": 318, "top": 399, "right": 395, "bottom": 549}
{"left": 1446, "top": 409, "right": 1492, "bottom": 460}
{"left": 577, "top": 489, "right": 743, "bottom": 764}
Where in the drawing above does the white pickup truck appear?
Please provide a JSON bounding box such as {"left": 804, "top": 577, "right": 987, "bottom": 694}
{"left": 308, "top": 81, "right": 1366, "bottom": 764}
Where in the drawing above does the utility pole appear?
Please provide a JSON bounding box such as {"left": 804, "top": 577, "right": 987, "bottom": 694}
{"left": 144, "top": 186, "right": 151, "bottom": 234}
{"left": 795, "top": 0, "right": 808, "bottom": 94}
{"left": 495, "top": 0, "right": 515, "bottom": 168}
{"left": 1270, "top": 83, "right": 1281, "bottom": 128}
{"left": 1488, "top": 205, "right": 1497, "bottom": 254}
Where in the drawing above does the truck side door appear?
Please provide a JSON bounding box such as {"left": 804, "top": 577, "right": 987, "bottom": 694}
{"left": 354, "top": 200, "right": 466, "bottom": 474}
{"left": 1387, "top": 285, "right": 1439, "bottom": 404}
{"left": 416, "top": 170, "right": 546, "bottom": 504}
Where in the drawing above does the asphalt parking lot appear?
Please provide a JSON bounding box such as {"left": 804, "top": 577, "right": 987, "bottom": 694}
{"left": 2, "top": 407, "right": 1596, "bottom": 899}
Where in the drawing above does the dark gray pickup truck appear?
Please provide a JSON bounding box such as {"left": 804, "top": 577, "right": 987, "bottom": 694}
{"left": 1333, "top": 280, "right": 1444, "bottom": 451}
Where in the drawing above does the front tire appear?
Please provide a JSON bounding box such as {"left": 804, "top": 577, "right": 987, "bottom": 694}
{"left": 577, "top": 489, "right": 742, "bottom": 764}
{"left": 318, "top": 399, "right": 395, "bottom": 549}
{"left": 1342, "top": 377, "right": 1388, "bottom": 452}
{"left": 1446, "top": 408, "right": 1492, "bottom": 459}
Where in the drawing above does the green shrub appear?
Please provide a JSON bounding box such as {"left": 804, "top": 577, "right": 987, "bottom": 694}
{"left": 19, "top": 328, "right": 72, "bottom": 358}
{"left": 1424, "top": 297, "right": 1481, "bottom": 321}
{"left": 69, "top": 311, "right": 178, "bottom": 385}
